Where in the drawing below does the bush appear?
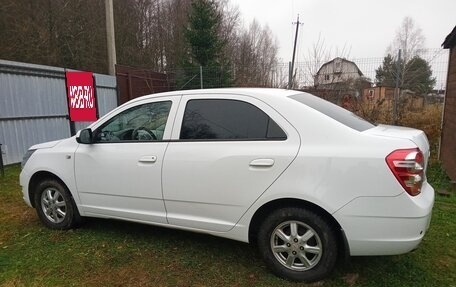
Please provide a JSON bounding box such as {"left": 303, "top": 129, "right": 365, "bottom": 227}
{"left": 352, "top": 98, "right": 443, "bottom": 158}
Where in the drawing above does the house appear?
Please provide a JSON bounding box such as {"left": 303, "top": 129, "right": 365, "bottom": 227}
{"left": 441, "top": 25, "right": 456, "bottom": 181}
{"left": 309, "top": 57, "right": 369, "bottom": 107}
{"left": 314, "top": 57, "right": 364, "bottom": 87}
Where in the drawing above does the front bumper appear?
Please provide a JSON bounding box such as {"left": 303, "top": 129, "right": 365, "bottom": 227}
{"left": 19, "top": 168, "right": 32, "bottom": 207}
{"left": 333, "top": 182, "right": 434, "bottom": 256}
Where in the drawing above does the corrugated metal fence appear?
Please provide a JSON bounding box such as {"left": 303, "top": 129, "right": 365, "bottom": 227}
{"left": 0, "top": 59, "right": 118, "bottom": 165}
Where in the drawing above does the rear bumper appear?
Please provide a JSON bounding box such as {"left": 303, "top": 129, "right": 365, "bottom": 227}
{"left": 333, "top": 182, "right": 434, "bottom": 256}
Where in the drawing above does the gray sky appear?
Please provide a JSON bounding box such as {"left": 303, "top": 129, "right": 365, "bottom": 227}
{"left": 230, "top": 0, "right": 455, "bottom": 62}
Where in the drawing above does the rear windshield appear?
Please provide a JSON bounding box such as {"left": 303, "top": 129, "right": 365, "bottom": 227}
{"left": 289, "top": 93, "right": 375, "bottom": 132}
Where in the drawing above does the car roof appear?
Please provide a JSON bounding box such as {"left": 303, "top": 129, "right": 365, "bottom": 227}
{"left": 128, "top": 88, "right": 301, "bottom": 104}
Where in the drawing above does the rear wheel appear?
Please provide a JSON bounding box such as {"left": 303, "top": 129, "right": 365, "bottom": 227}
{"left": 34, "top": 179, "right": 81, "bottom": 229}
{"left": 257, "top": 207, "right": 338, "bottom": 282}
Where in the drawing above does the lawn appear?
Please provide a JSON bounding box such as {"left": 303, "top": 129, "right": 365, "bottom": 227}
{"left": 0, "top": 163, "right": 455, "bottom": 287}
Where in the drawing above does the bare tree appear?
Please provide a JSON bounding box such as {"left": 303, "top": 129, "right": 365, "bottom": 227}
{"left": 387, "top": 17, "right": 425, "bottom": 62}
{"left": 233, "top": 19, "right": 279, "bottom": 87}
{"left": 300, "top": 34, "right": 352, "bottom": 88}
{"left": 302, "top": 34, "right": 330, "bottom": 87}
{"left": 0, "top": 0, "right": 279, "bottom": 84}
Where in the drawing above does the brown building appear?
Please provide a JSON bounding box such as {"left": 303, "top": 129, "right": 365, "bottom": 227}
{"left": 362, "top": 86, "right": 395, "bottom": 102}
{"left": 441, "top": 26, "right": 456, "bottom": 181}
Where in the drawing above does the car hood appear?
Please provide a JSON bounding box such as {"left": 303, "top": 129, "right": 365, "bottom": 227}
{"left": 364, "top": 124, "right": 430, "bottom": 155}
{"left": 30, "top": 139, "right": 63, "bottom": 150}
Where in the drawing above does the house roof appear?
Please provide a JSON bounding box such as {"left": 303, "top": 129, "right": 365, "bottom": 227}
{"left": 443, "top": 25, "right": 456, "bottom": 48}
{"left": 316, "top": 57, "right": 364, "bottom": 76}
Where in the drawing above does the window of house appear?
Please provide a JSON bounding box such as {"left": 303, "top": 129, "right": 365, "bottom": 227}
{"left": 368, "top": 89, "right": 374, "bottom": 99}
{"left": 180, "top": 99, "right": 287, "bottom": 140}
{"left": 95, "top": 101, "right": 172, "bottom": 142}
{"left": 324, "top": 75, "right": 330, "bottom": 81}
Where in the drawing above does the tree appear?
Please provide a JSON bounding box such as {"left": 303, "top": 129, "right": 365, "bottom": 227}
{"left": 303, "top": 34, "right": 352, "bottom": 88}
{"left": 387, "top": 17, "right": 425, "bottom": 63}
{"left": 0, "top": 0, "right": 277, "bottom": 87}
{"left": 0, "top": 0, "right": 107, "bottom": 73}
{"left": 375, "top": 54, "right": 400, "bottom": 87}
{"left": 402, "top": 56, "right": 436, "bottom": 95}
{"left": 375, "top": 54, "right": 435, "bottom": 95}
{"left": 380, "top": 17, "right": 435, "bottom": 95}
{"left": 232, "top": 20, "right": 279, "bottom": 87}
{"left": 178, "top": 0, "right": 232, "bottom": 89}
{"left": 185, "top": 0, "right": 222, "bottom": 66}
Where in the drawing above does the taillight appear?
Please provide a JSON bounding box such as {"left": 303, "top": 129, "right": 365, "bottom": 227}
{"left": 386, "top": 148, "right": 424, "bottom": 196}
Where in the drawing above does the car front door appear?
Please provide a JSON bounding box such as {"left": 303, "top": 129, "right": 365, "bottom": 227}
{"left": 162, "top": 94, "right": 300, "bottom": 232}
{"left": 74, "top": 97, "right": 179, "bottom": 223}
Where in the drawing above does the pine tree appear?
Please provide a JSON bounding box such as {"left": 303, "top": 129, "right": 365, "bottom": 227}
{"left": 179, "top": 0, "right": 232, "bottom": 89}
{"left": 402, "top": 56, "right": 436, "bottom": 95}
{"left": 375, "top": 54, "right": 435, "bottom": 95}
{"left": 375, "top": 54, "right": 398, "bottom": 87}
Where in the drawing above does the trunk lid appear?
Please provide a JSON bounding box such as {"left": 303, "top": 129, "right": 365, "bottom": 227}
{"left": 364, "top": 124, "right": 431, "bottom": 175}
{"left": 364, "top": 124, "right": 430, "bottom": 154}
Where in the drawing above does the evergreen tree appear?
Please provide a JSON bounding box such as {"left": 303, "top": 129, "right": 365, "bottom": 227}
{"left": 375, "top": 54, "right": 435, "bottom": 95}
{"left": 375, "top": 54, "right": 398, "bottom": 87}
{"left": 179, "top": 0, "right": 232, "bottom": 89}
{"left": 185, "top": 0, "right": 221, "bottom": 66}
{"left": 402, "top": 56, "right": 436, "bottom": 95}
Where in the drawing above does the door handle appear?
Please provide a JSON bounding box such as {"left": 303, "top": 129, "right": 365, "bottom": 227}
{"left": 249, "top": 158, "right": 274, "bottom": 167}
{"left": 138, "top": 155, "right": 157, "bottom": 163}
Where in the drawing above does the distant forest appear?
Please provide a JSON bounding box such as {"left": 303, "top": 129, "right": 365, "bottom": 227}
{"left": 0, "top": 0, "right": 279, "bottom": 86}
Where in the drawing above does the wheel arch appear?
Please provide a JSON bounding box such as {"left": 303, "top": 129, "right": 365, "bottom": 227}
{"left": 28, "top": 170, "right": 74, "bottom": 208}
{"left": 248, "top": 198, "right": 350, "bottom": 260}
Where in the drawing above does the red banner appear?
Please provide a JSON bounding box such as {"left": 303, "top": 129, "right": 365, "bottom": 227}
{"left": 65, "top": 72, "right": 97, "bottom": 122}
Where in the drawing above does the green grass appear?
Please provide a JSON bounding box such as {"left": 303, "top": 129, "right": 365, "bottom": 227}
{"left": 0, "top": 164, "right": 455, "bottom": 287}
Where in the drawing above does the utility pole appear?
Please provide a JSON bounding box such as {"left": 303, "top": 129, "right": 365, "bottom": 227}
{"left": 105, "top": 0, "right": 117, "bottom": 76}
{"left": 289, "top": 14, "right": 303, "bottom": 89}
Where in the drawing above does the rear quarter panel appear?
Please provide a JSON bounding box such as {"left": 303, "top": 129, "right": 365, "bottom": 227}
{"left": 230, "top": 95, "right": 417, "bottom": 241}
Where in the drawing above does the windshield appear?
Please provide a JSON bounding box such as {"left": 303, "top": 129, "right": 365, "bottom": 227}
{"left": 289, "top": 93, "right": 375, "bottom": 132}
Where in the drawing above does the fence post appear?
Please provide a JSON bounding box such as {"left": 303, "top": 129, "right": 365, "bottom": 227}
{"left": 200, "top": 65, "right": 203, "bottom": 89}
{"left": 393, "top": 49, "right": 402, "bottom": 125}
{"left": 0, "top": 143, "right": 4, "bottom": 177}
{"left": 63, "top": 69, "right": 76, "bottom": 136}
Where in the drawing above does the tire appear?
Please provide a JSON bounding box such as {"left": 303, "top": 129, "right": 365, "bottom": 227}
{"left": 33, "top": 179, "right": 81, "bottom": 230}
{"left": 257, "top": 207, "right": 338, "bottom": 282}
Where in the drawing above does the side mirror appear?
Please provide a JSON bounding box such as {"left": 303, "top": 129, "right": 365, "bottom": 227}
{"left": 76, "top": 128, "right": 93, "bottom": 144}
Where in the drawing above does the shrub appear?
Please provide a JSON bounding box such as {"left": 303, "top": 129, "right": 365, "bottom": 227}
{"left": 352, "top": 98, "right": 442, "bottom": 158}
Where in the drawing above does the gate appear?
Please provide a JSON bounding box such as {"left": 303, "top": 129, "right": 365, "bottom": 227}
{"left": 115, "top": 65, "right": 171, "bottom": 104}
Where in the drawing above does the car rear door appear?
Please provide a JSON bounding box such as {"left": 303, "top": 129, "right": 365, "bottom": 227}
{"left": 162, "top": 93, "right": 300, "bottom": 232}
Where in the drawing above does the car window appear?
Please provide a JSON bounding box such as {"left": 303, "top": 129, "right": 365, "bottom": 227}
{"left": 180, "top": 99, "right": 286, "bottom": 140}
{"left": 95, "top": 101, "right": 172, "bottom": 142}
{"left": 289, "top": 93, "right": 374, "bottom": 132}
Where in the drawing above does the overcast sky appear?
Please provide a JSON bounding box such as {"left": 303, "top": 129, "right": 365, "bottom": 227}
{"left": 230, "top": 0, "right": 455, "bottom": 62}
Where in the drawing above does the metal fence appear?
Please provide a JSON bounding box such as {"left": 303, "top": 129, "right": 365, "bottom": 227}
{"left": 0, "top": 49, "right": 449, "bottom": 164}
{"left": 0, "top": 59, "right": 117, "bottom": 165}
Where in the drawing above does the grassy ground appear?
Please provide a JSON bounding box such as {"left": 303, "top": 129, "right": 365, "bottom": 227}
{"left": 0, "top": 164, "right": 455, "bottom": 287}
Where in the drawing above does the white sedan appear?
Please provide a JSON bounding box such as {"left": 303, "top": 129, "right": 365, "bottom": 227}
{"left": 20, "top": 88, "right": 434, "bottom": 281}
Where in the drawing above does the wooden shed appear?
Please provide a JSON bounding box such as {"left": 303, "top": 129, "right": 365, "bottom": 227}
{"left": 441, "top": 26, "right": 456, "bottom": 181}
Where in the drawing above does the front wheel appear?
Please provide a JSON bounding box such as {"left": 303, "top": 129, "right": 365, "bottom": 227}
{"left": 257, "top": 207, "right": 338, "bottom": 282}
{"left": 34, "top": 179, "right": 81, "bottom": 229}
